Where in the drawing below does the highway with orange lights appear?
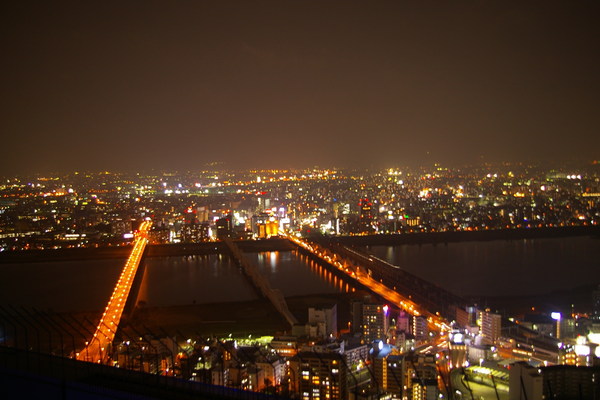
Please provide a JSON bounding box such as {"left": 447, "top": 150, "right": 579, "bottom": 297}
{"left": 284, "top": 233, "right": 451, "bottom": 333}
{"left": 77, "top": 220, "right": 152, "bottom": 363}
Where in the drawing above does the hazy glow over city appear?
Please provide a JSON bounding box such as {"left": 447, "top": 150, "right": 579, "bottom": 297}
{"left": 1, "top": 1, "right": 599, "bottom": 399}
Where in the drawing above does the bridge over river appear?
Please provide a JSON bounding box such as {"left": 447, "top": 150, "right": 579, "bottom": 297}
{"left": 75, "top": 226, "right": 469, "bottom": 364}
{"left": 77, "top": 220, "right": 152, "bottom": 363}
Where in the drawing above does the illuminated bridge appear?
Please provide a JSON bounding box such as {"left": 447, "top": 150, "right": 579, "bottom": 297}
{"left": 284, "top": 234, "right": 460, "bottom": 332}
{"left": 323, "top": 239, "right": 466, "bottom": 319}
{"left": 77, "top": 220, "right": 152, "bottom": 363}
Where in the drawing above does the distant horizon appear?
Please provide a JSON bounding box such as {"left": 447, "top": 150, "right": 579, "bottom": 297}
{"left": 2, "top": 157, "right": 599, "bottom": 178}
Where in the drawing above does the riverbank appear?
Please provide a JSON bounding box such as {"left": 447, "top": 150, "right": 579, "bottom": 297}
{"left": 0, "top": 238, "right": 294, "bottom": 263}
{"left": 1, "top": 225, "right": 597, "bottom": 263}
{"left": 125, "top": 291, "right": 370, "bottom": 339}
{"left": 334, "top": 225, "right": 600, "bottom": 246}
{"left": 127, "top": 298, "right": 289, "bottom": 338}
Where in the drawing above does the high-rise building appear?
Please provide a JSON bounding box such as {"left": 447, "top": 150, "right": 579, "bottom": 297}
{"left": 372, "top": 352, "right": 406, "bottom": 399}
{"left": 411, "top": 379, "right": 438, "bottom": 400}
{"left": 216, "top": 216, "right": 233, "bottom": 239}
{"left": 481, "top": 311, "right": 502, "bottom": 344}
{"left": 542, "top": 365, "right": 600, "bottom": 400}
{"left": 351, "top": 301, "right": 363, "bottom": 335}
{"left": 552, "top": 312, "right": 576, "bottom": 340}
{"left": 413, "top": 316, "right": 429, "bottom": 342}
{"left": 359, "top": 198, "right": 372, "bottom": 220}
{"left": 181, "top": 222, "right": 209, "bottom": 242}
{"left": 372, "top": 350, "right": 438, "bottom": 400}
{"left": 251, "top": 212, "right": 278, "bottom": 238}
{"left": 410, "top": 354, "right": 439, "bottom": 400}
{"left": 359, "top": 198, "right": 374, "bottom": 233}
{"left": 294, "top": 352, "right": 347, "bottom": 400}
{"left": 363, "top": 304, "right": 388, "bottom": 343}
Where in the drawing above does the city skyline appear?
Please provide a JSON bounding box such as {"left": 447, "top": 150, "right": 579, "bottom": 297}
{"left": 2, "top": 1, "right": 599, "bottom": 174}
{"left": 2, "top": 160, "right": 599, "bottom": 398}
{"left": 2, "top": 2, "right": 600, "bottom": 399}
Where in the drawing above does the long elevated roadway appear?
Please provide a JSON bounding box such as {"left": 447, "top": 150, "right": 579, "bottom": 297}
{"left": 283, "top": 233, "right": 451, "bottom": 332}
{"left": 77, "top": 220, "right": 152, "bottom": 363}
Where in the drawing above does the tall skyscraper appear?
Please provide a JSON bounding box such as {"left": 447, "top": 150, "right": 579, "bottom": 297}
{"left": 413, "top": 316, "right": 429, "bottom": 342}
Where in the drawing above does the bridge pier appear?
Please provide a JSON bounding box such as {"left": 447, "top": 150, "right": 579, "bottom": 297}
{"left": 222, "top": 239, "right": 298, "bottom": 329}
{"left": 122, "top": 245, "right": 149, "bottom": 321}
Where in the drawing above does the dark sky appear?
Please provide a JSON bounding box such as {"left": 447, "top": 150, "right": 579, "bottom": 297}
{"left": 1, "top": 1, "right": 598, "bottom": 173}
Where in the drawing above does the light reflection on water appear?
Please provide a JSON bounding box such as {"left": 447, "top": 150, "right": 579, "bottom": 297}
{"left": 140, "top": 250, "right": 347, "bottom": 306}
{"left": 2, "top": 236, "right": 596, "bottom": 312}
{"left": 245, "top": 250, "right": 347, "bottom": 297}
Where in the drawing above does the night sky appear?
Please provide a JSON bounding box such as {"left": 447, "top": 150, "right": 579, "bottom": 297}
{"left": 1, "top": 1, "right": 598, "bottom": 174}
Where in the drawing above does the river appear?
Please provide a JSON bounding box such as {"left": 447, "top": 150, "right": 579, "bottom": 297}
{"left": 367, "top": 236, "right": 600, "bottom": 297}
{"left": 1, "top": 236, "right": 598, "bottom": 312}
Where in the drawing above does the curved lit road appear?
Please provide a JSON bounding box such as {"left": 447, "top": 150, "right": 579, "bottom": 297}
{"left": 77, "top": 220, "right": 152, "bottom": 363}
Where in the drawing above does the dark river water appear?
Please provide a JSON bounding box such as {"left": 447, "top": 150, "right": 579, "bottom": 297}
{"left": 367, "top": 236, "right": 600, "bottom": 297}
{"left": 0, "top": 258, "right": 123, "bottom": 312}
{"left": 137, "top": 251, "right": 344, "bottom": 307}
{"left": 1, "top": 236, "right": 598, "bottom": 312}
